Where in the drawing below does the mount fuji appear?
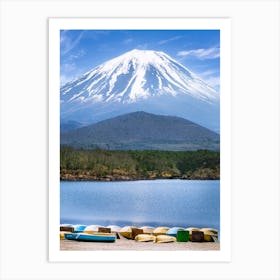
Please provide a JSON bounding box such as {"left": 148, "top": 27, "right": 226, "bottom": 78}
{"left": 60, "top": 49, "right": 220, "bottom": 132}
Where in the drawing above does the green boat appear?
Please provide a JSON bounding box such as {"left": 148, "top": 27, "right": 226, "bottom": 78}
{"left": 64, "top": 232, "right": 116, "bottom": 242}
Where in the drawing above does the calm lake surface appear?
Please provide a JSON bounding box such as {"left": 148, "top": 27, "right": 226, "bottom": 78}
{"left": 60, "top": 180, "right": 220, "bottom": 230}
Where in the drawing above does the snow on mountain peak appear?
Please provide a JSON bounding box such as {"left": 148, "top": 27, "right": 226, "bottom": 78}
{"left": 61, "top": 49, "right": 218, "bottom": 105}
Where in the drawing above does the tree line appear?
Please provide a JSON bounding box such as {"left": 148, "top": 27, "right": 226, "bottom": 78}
{"left": 60, "top": 147, "right": 220, "bottom": 181}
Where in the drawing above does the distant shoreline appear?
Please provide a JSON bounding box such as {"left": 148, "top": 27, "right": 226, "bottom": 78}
{"left": 60, "top": 174, "right": 219, "bottom": 182}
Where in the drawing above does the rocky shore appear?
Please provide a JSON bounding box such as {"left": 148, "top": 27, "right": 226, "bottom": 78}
{"left": 60, "top": 173, "right": 220, "bottom": 182}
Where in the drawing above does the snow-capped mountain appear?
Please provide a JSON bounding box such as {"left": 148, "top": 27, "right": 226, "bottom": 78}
{"left": 61, "top": 49, "right": 220, "bottom": 132}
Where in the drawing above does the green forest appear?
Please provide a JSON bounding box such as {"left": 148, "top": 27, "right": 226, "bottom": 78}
{"left": 60, "top": 147, "right": 220, "bottom": 181}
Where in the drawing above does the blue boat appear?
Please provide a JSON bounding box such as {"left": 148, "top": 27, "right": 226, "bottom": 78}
{"left": 166, "top": 227, "right": 185, "bottom": 237}
{"left": 73, "top": 224, "right": 87, "bottom": 233}
{"left": 64, "top": 233, "right": 116, "bottom": 242}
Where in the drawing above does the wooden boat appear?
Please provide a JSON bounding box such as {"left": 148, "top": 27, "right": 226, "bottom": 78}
{"left": 153, "top": 227, "right": 170, "bottom": 236}
{"left": 156, "top": 235, "right": 176, "bottom": 243}
{"left": 166, "top": 227, "right": 184, "bottom": 237}
{"left": 60, "top": 223, "right": 73, "bottom": 228}
{"left": 191, "top": 231, "right": 204, "bottom": 242}
{"left": 60, "top": 226, "right": 74, "bottom": 232}
{"left": 98, "top": 227, "right": 111, "bottom": 233}
{"left": 60, "top": 224, "right": 74, "bottom": 232}
{"left": 64, "top": 232, "right": 116, "bottom": 242}
{"left": 135, "top": 234, "right": 156, "bottom": 242}
{"left": 131, "top": 227, "right": 144, "bottom": 239}
{"left": 185, "top": 227, "right": 200, "bottom": 241}
{"left": 119, "top": 226, "right": 143, "bottom": 239}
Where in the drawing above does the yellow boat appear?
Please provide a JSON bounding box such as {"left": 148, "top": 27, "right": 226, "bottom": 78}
{"left": 140, "top": 226, "right": 155, "bottom": 234}
{"left": 135, "top": 234, "right": 156, "bottom": 242}
{"left": 119, "top": 226, "right": 134, "bottom": 239}
{"left": 200, "top": 229, "right": 218, "bottom": 242}
{"left": 60, "top": 231, "right": 69, "bottom": 240}
{"left": 200, "top": 228, "right": 218, "bottom": 235}
{"left": 156, "top": 235, "right": 176, "bottom": 243}
{"left": 153, "top": 227, "right": 170, "bottom": 236}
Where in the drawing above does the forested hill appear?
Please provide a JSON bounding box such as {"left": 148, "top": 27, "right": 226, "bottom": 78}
{"left": 60, "top": 111, "right": 220, "bottom": 151}
{"left": 60, "top": 148, "right": 220, "bottom": 181}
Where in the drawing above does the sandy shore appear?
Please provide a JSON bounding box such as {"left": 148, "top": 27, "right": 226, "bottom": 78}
{"left": 60, "top": 238, "right": 220, "bottom": 251}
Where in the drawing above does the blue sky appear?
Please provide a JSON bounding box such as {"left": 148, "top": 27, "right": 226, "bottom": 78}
{"left": 60, "top": 30, "right": 220, "bottom": 90}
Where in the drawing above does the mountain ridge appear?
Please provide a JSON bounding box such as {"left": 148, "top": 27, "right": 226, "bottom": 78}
{"left": 60, "top": 111, "right": 220, "bottom": 151}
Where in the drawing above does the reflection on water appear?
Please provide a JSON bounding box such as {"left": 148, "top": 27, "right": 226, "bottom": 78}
{"left": 60, "top": 179, "right": 220, "bottom": 230}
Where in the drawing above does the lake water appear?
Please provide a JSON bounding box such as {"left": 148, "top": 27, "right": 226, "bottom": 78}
{"left": 60, "top": 180, "right": 220, "bottom": 230}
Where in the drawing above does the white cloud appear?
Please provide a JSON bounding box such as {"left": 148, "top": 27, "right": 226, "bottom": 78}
{"left": 60, "top": 30, "right": 84, "bottom": 56}
{"left": 196, "top": 69, "right": 220, "bottom": 89}
{"left": 61, "top": 63, "right": 76, "bottom": 72}
{"left": 68, "top": 49, "right": 86, "bottom": 61}
{"left": 123, "top": 38, "right": 133, "bottom": 44}
{"left": 205, "top": 76, "right": 220, "bottom": 88}
{"left": 177, "top": 47, "right": 220, "bottom": 60}
{"left": 158, "top": 36, "right": 183, "bottom": 45}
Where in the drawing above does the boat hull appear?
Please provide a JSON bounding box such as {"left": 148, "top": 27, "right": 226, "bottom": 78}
{"left": 135, "top": 234, "right": 156, "bottom": 242}
{"left": 64, "top": 233, "right": 116, "bottom": 242}
{"left": 156, "top": 235, "right": 176, "bottom": 243}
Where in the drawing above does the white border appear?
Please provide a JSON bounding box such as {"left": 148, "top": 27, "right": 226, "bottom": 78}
{"left": 49, "top": 18, "right": 231, "bottom": 262}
